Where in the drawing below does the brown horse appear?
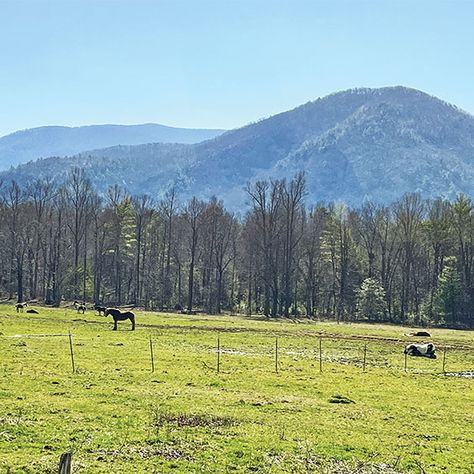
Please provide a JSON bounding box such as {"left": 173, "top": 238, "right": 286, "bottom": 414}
{"left": 105, "top": 308, "right": 136, "bottom": 331}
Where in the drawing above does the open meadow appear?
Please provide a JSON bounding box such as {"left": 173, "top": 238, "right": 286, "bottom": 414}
{"left": 0, "top": 305, "right": 473, "bottom": 473}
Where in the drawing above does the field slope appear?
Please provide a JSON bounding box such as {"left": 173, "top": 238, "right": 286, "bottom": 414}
{"left": 0, "top": 306, "right": 473, "bottom": 473}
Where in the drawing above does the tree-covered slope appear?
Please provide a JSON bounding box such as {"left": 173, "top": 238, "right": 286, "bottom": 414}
{"left": 2, "top": 86, "right": 474, "bottom": 206}
{"left": 0, "top": 123, "right": 225, "bottom": 169}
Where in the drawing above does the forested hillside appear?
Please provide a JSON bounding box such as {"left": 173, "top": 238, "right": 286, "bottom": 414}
{"left": 3, "top": 86, "right": 474, "bottom": 207}
{"left": 0, "top": 123, "right": 225, "bottom": 169}
{"left": 1, "top": 170, "right": 472, "bottom": 328}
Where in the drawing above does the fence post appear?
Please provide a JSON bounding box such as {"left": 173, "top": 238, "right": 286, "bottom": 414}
{"left": 149, "top": 335, "right": 155, "bottom": 373}
{"left": 442, "top": 345, "right": 447, "bottom": 374}
{"left": 59, "top": 451, "right": 72, "bottom": 474}
{"left": 275, "top": 336, "right": 279, "bottom": 373}
{"left": 68, "top": 332, "right": 75, "bottom": 374}
{"left": 363, "top": 343, "right": 367, "bottom": 372}
{"left": 404, "top": 350, "right": 408, "bottom": 372}
{"left": 217, "top": 335, "right": 220, "bottom": 373}
{"left": 319, "top": 336, "right": 323, "bottom": 373}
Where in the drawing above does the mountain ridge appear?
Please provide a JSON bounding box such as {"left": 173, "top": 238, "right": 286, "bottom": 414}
{"left": 0, "top": 123, "right": 225, "bottom": 170}
{"left": 2, "top": 86, "right": 474, "bottom": 207}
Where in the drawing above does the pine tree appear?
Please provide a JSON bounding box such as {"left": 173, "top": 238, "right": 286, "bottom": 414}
{"left": 433, "top": 256, "right": 463, "bottom": 326}
{"left": 356, "top": 278, "right": 387, "bottom": 321}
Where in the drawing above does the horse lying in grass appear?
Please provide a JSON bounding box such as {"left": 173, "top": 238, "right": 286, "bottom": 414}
{"left": 105, "top": 308, "right": 136, "bottom": 331}
{"left": 404, "top": 343, "right": 437, "bottom": 359}
{"left": 405, "top": 331, "right": 431, "bottom": 337}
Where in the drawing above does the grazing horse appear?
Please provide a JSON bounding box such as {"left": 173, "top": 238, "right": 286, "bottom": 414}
{"left": 105, "top": 308, "right": 136, "bottom": 331}
{"left": 15, "top": 302, "right": 28, "bottom": 313}
{"left": 94, "top": 304, "right": 107, "bottom": 316}
{"left": 73, "top": 301, "right": 86, "bottom": 314}
{"left": 404, "top": 343, "right": 437, "bottom": 359}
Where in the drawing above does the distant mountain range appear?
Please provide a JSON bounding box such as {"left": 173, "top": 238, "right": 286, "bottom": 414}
{"left": 0, "top": 123, "right": 225, "bottom": 170}
{"left": 2, "top": 86, "right": 474, "bottom": 208}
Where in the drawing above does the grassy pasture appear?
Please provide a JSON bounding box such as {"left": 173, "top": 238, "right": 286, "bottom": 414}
{"left": 0, "top": 305, "right": 473, "bottom": 473}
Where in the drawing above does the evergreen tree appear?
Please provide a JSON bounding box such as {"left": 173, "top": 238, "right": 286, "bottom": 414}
{"left": 433, "top": 256, "right": 463, "bottom": 326}
{"left": 356, "top": 278, "right": 387, "bottom": 321}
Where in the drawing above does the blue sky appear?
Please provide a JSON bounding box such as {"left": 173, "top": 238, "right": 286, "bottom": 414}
{"left": 0, "top": 0, "right": 473, "bottom": 136}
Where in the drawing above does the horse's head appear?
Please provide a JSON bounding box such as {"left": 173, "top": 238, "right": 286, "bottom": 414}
{"left": 104, "top": 308, "right": 112, "bottom": 316}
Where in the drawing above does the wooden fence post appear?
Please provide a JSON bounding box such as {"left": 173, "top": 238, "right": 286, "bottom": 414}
{"left": 363, "top": 343, "right": 367, "bottom": 372}
{"left": 68, "top": 332, "right": 75, "bottom": 374}
{"left": 404, "top": 350, "right": 408, "bottom": 372}
{"left": 217, "top": 335, "right": 221, "bottom": 373}
{"left": 59, "top": 451, "right": 72, "bottom": 474}
{"left": 149, "top": 335, "right": 155, "bottom": 373}
{"left": 319, "top": 337, "right": 323, "bottom": 373}
{"left": 442, "top": 345, "right": 447, "bottom": 374}
{"left": 275, "top": 336, "right": 279, "bottom": 373}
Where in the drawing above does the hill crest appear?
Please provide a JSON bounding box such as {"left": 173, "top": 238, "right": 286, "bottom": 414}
{"left": 2, "top": 86, "right": 474, "bottom": 207}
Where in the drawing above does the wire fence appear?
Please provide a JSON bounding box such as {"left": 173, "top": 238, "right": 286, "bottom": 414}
{"left": 1, "top": 328, "right": 473, "bottom": 379}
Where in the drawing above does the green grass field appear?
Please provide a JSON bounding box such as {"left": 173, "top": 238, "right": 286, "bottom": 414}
{"left": 0, "top": 305, "right": 473, "bottom": 473}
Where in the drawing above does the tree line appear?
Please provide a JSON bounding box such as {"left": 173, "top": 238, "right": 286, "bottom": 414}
{"left": 0, "top": 169, "right": 472, "bottom": 328}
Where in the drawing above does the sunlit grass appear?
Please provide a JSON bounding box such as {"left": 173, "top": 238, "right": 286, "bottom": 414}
{"left": 0, "top": 305, "right": 473, "bottom": 473}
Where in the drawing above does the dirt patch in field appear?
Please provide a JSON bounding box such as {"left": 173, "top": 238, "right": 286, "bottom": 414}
{"left": 91, "top": 443, "right": 193, "bottom": 462}
{"left": 153, "top": 411, "right": 236, "bottom": 430}
{"left": 328, "top": 394, "right": 356, "bottom": 404}
{"left": 440, "top": 371, "right": 474, "bottom": 379}
{"left": 209, "top": 348, "right": 253, "bottom": 356}
{"left": 0, "top": 415, "right": 24, "bottom": 426}
{"left": 264, "top": 450, "right": 404, "bottom": 473}
{"left": 127, "top": 443, "right": 192, "bottom": 461}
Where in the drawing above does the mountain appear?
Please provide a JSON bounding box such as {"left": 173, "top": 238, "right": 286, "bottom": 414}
{"left": 2, "top": 86, "right": 474, "bottom": 207}
{"left": 0, "top": 123, "right": 225, "bottom": 170}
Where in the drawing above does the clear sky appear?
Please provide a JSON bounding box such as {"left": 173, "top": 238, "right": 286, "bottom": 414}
{"left": 0, "top": 0, "right": 473, "bottom": 136}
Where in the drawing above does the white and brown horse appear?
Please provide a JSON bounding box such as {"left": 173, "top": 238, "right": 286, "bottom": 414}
{"left": 404, "top": 343, "right": 437, "bottom": 359}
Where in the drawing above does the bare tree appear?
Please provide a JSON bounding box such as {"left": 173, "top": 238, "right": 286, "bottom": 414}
{"left": 183, "top": 197, "right": 206, "bottom": 313}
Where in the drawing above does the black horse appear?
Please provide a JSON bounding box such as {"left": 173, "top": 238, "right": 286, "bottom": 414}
{"left": 105, "top": 308, "right": 136, "bottom": 331}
